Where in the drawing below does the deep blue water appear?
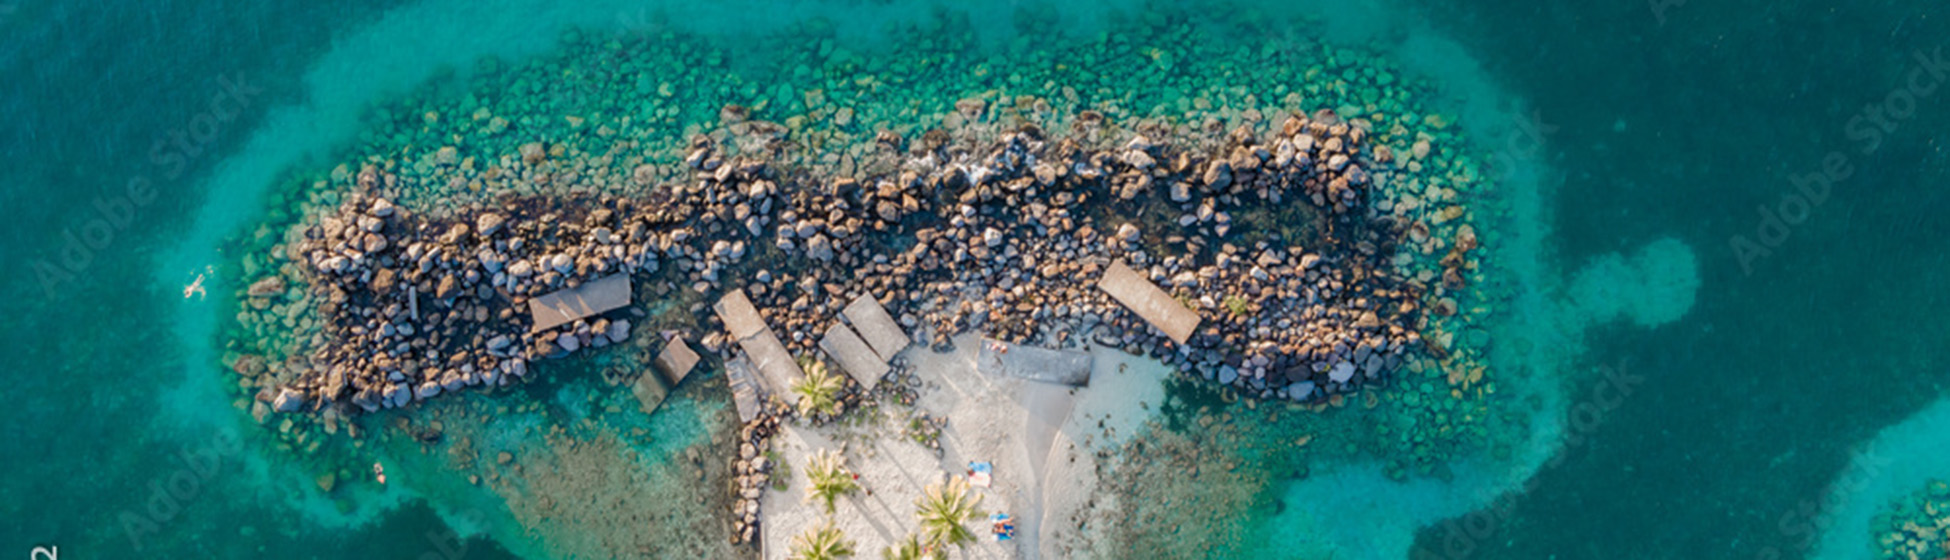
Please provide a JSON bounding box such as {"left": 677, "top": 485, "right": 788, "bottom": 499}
{"left": 3, "top": 0, "right": 1948, "bottom": 558}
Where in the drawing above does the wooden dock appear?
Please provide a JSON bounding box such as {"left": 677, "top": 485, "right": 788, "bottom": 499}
{"left": 814, "top": 295, "right": 911, "bottom": 390}
{"left": 1097, "top": 260, "right": 1201, "bottom": 344}
{"left": 715, "top": 288, "right": 803, "bottom": 395}
{"left": 724, "top": 356, "right": 763, "bottom": 423}
{"left": 528, "top": 273, "right": 633, "bottom": 332}
{"left": 655, "top": 336, "right": 701, "bottom": 385}
{"left": 819, "top": 322, "right": 887, "bottom": 390}
{"left": 636, "top": 336, "right": 703, "bottom": 415}
{"left": 842, "top": 295, "right": 911, "bottom": 359}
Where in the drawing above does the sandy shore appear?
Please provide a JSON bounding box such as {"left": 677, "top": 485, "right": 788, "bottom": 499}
{"left": 759, "top": 333, "right": 1170, "bottom": 559}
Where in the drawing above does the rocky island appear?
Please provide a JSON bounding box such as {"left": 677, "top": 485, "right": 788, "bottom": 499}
{"left": 216, "top": 16, "right": 1502, "bottom": 558}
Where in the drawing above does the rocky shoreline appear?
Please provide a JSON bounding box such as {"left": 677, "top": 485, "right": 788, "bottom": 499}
{"left": 215, "top": 16, "right": 1504, "bottom": 556}
{"left": 1875, "top": 479, "right": 1950, "bottom": 559}
{"left": 241, "top": 97, "right": 1465, "bottom": 419}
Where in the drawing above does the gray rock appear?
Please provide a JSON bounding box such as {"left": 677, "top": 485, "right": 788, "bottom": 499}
{"left": 1203, "top": 161, "right": 1233, "bottom": 190}
{"left": 807, "top": 234, "right": 834, "bottom": 261}
{"left": 1299, "top": 254, "right": 1321, "bottom": 270}
{"left": 476, "top": 213, "right": 507, "bottom": 237}
{"left": 273, "top": 388, "right": 305, "bottom": 412}
{"left": 1290, "top": 381, "right": 1316, "bottom": 400}
{"left": 1329, "top": 361, "right": 1356, "bottom": 383}
{"left": 607, "top": 319, "right": 631, "bottom": 343}
{"left": 248, "top": 276, "right": 285, "bottom": 297}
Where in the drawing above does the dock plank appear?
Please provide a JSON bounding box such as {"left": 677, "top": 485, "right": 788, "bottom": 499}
{"left": 819, "top": 323, "right": 886, "bottom": 390}
{"left": 714, "top": 288, "right": 769, "bottom": 340}
{"left": 528, "top": 273, "right": 633, "bottom": 332}
{"left": 724, "top": 357, "right": 762, "bottom": 423}
{"left": 715, "top": 288, "right": 803, "bottom": 395}
{"left": 655, "top": 337, "right": 701, "bottom": 386}
{"left": 632, "top": 371, "right": 671, "bottom": 415}
{"left": 1097, "top": 261, "right": 1201, "bottom": 344}
{"left": 842, "top": 295, "right": 911, "bottom": 360}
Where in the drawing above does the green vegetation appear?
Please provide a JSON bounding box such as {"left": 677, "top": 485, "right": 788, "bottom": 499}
{"left": 903, "top": 415, "right": 942, "bottom": 448}
{"left": 1223, "top": 295, "right": 1251, "bottom": 316}
{"left": 768, "top": 449, "right": 792, "bottom": 492}
{"left": 913, "top": 475, "right": 985, "bottom": 555}
{"left": 788, "top": 521, "right": 855, "bottom": 560}
{"left": 803, "top": 448, "right": 861, "bottom": 514}
{"left": 880, "top": 534, "right": 924, "bottom": 560}
{"left": 792, "top": 360, "right": 846, "bottom": 418}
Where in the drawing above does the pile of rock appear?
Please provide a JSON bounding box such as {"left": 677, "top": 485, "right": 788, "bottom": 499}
{"left": 710, "top": 105, "right": 1430, "bottom": 402}
{"left": 250, "top": 93, "right": 1474, "bottom": 416}
{"left": 256, "top": 184, "right": 679, "bottom": 414}
{"left": 1876, "top": 479, "right": 1950, "bottom": 559}
{"left": 729, "top": 404, "right": 786, "bottom": 544}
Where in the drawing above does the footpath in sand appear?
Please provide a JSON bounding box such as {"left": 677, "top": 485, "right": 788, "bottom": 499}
{"left": 759, "top": 333, "right": 1168, "bottom": 559}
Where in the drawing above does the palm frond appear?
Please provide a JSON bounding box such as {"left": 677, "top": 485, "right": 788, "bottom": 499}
{"left": 880, "top": 534, "right": 924, "bottom": 560}
{"left": 912, "top": 474, "right": 985, "bottom": 553}
{"left": 792, "top": 360, "right": 846, "bottom": 418}
{"left": 803, "top": 448, "right": 860, "bottom": 514}
{"left": 789, "top": 520, "right": 855, "bottom": 560}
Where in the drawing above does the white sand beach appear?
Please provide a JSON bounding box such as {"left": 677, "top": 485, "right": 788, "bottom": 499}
{"left": 759, "top": 333, "right": 1170, "bottom": 559}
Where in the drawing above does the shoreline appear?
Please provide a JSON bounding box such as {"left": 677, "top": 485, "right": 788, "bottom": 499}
{"left": 201, "top": 7, "right": 1517, "bottom": 558}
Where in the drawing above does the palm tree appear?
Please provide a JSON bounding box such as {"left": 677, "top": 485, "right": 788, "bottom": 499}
{"left": 789, "top": 520, "right": 855, "bottom": 560}
{"left": 803, "top": 448, "right": 861, "bottom": 514}
{"left": 792, "top": 360, "right": 846, "bottom": 418}
{"left": 881, "top": 534, "right": 924, "bottom": 560}
{"left": 913, "top": 474, "right": 985, "bottom": 555}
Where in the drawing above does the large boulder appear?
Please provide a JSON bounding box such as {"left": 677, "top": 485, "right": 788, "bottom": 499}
{"left": 476, "top": 213, "right": 507, "bottom": 237}
{"left": 272, "top": 388, "right": 305, "bottom": 412}
{"left": 248, "top": 276, "right": 286, "bottom": 298}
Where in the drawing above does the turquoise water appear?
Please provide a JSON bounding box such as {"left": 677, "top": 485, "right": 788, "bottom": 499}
{"left": 3, "top": 0, "right": 1948, "bottom": 558}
